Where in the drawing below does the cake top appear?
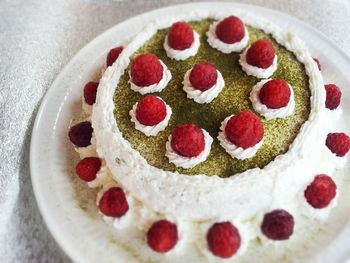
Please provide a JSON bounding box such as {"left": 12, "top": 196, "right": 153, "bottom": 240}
{"left": 113, "top": 19, "right": 310, "bottom": 177}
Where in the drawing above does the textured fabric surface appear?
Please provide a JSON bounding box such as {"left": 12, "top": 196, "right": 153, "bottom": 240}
{"left": 0, "top": 0, "right": 349, "bottom": 262}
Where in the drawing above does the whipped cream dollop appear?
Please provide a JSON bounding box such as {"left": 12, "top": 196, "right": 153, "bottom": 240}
{"left": 206, "top": 20, "right": 249, "bottom": 54}
{"left": 163, "top": 31, "right": 200, "bottom": 61}
{"left": 239, "top": 48, "right": 278, "bottom": 79}
{"left": 298, "top": 187, "right": 338, "bottom": 222}
{"left": 129, "top": 60, "right": 172, "bottom": 95}
{"left": 165, "top": 129, "right": 213, "bottom": 169}
{"left": 218, "top": 115, "right": 263, "bottom": 160}
{"left": 250, "top": 79, "right": 295, "bottom": 120}
{"left": 197, "top": 220, "right": 255, "bottom": 260}
{"left": 129, "top": 97, "right": 172, "bottom": 136}
{"left": 96, "top": 182, "right": 138, "bottom": 230}
{"left": 182, "top": 68, "right": 225, "bottom": 104}
{"left": 74, "top": 135, "right": 109, "bottom": 188}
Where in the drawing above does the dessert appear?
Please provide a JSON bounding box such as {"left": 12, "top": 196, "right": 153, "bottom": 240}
{"left": 68, "top": 10, "right": 349, "bottom": 262}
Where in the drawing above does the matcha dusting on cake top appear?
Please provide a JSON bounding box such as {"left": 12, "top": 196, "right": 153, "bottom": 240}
{"left": 113, "top": 19, "right": 311, "bottom": 178}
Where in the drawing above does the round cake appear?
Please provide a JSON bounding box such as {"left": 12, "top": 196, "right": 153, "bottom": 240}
{"left": 68, "top": 9, "right": 350, "bottom": 262}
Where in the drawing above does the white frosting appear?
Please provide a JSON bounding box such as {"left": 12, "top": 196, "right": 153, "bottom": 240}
{"left": 165, "top": 129, "right": 213, "bottom": 169}
{"left": 92, "top": 10, "right": 326, "bottom": 222}
{"left": 129, "top": 97, "right": 172, "bottom": 136}
{"left": 129, "top": 60, "right": 172, "bottom": 94}
{"left": 87, "top": 163, "right": 109, "bottom": 188}
{"left": 250, "top": 79, "right": 295, "bottom": 120}
{"left": 163, "top": 31, "right": 200, "bottom": 61}
{"left": 206, "top": 20, "right": 249, "bottom": 54}
{"left": 239, "top": 48, "right": 278, "bottom": 79}
{"left": 182, "top": 68, "right": 225, "bottom": 104}
{"left": 218, "top": 115, "right": 263, "bottom": 160}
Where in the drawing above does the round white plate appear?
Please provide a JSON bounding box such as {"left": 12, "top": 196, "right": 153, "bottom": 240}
{"left": 30, "top": 2, "right": 350, "bottom": 263}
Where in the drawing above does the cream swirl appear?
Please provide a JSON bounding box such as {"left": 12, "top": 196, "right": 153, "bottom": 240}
{"left": 163, "top": 31, "right": 200, "bottom": 61}
{"left": 165, "top": 129, "right": 213, "bottom": 169}
{"left": 182, "top": 68, "right": 225, "bottom": 104}
{"left": 129, "top": 97, "right": 172, "bottom": 137}
{"left": 129, "top": 60, "right": 172, "bottom": 95}
{"left": 206, "top": 20, "right": 249, "bottom": 54}
{"left": 218, "top": 115, "right": 263, "bottom": 160}
{"left": 250, "top": 79, "right": 295, "bottom": 120}
{"left": 239, "top": 48, "right": 278, "bottom": 79}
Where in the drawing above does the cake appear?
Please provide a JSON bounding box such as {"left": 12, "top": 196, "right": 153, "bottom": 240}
{"left": 68, "top": 10, "right": 350, "bottom": 262}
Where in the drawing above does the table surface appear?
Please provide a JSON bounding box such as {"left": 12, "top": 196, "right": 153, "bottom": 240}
{"left": 1, "top": 0, "right": 350, "bottom": 262}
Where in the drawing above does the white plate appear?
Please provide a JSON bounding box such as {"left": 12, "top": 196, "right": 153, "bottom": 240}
{"left": 30, "top": 2, "right": 350, "bottom": 263}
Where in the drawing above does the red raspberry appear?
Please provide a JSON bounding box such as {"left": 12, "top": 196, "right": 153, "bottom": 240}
{"left": 147, "top": 220, "right": 178, "bottom": 253}
{"left": 189, "top": 62, "right": 218, "bottom": 91}
{"left": 215, "top": 16, "right": 245, "bottom": 44}
{"left": 313, "top": 58, "right": 321, "bottom": 70}
{"left": 98, "top": 187, "right": 129, "bottom": 217}
{"left": 83, "top": 81, "right": 99, "bottom": 105}
{"left": 259, "top": 79, "right": 291, "bottom": 109}
{"left": 68, "top": 121, "right": 93, "bottom": 147}
{"left": 261, "top": 209, "right": 294, "bottom": 240}
{"left": 136, "top": 96, "right": 167, "bottom": 126}
{"left": 168, "top": 22, "right": 194, "bottom": 50}
{"left": 304, "top": 174, "right": 337, "bottom": 208}
{"left": 225, "top": 111, "right": 264, "bottom": 149}
{"left": 171, "top": 123, "right": 205, "bottom": 157}
{"left": 326, "top": 132, "right": 350, "bottom": 157}
{"left": 246, "top": 39, "right": 275, "bottom": 69}
{"left": 131, "top": 53, "right": 163, "bottom": 87}
{"left": 325, "top": 84, "right": 342, "bottom": 110}
{"left": 207, "top": 222, "right": 241, "bottom": 258}
{"left": 106, "top": 46, "right": 123, "bottom": 67}
{"left": 75, "top": 157, "right": 101, "bottom": 182}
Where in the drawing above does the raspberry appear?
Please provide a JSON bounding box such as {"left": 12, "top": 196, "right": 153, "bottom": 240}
{"left": 106, "top": 46, "right": 123, "bottom": 67}
{"left": 304, "top": 174, "right": 337, "bottom": 209}
{"left": 225, "top": 111, "right": 264, "bottom": 149}
{"left": 259, "top": 79, "right": 291, "bottom": 109}
{"left": 136, "top": 96, "right": 167, "bottom": 126}
{"left": 68, "top": 121, "right": 93, "bottom": 147}
{"left": 189, "top": 62, "right": 218, "bottom": 91}
{"left": 131, "top": 53, "right": 163, "bottom": 87}
{"left": 171, "top": 123, "right": 205, "bottom": 157}
{"left": 215, "top": 16, "right": 245, "bottom": 44}
{"left": 246, "top": 39, "right": 275, "bottom": 69}
{"left": 147, "top": 220, "right": 178, "bottom": 253}
{"left": 207, "top": 222, "right": 241, "bottom": 258}
{"left": 325, "top": 84, "right": 342, "bottom": 110}
{"left": 313, "top": 58, "right": 321, "bottom": 70}
{"left": 326, "top": 132, "right": 350, "bottom": 157}
{"left": 75, "top": 157, "right": 101, "bottom": 182}
{"left": 83, "top": 81, "right": 99, "bottom": 105}
{"left": 261, "top": 209, "right": 294, "bottom": 240}
{"left": 98, "top": 187, "right": 129, "bottom": 217}
{"left": 168, "top": 22, "right": 194, "bottom": 50}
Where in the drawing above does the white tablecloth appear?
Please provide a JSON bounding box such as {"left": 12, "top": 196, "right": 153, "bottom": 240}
{"left": 0, "top": 0, "right": 349, "bottom": 262}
